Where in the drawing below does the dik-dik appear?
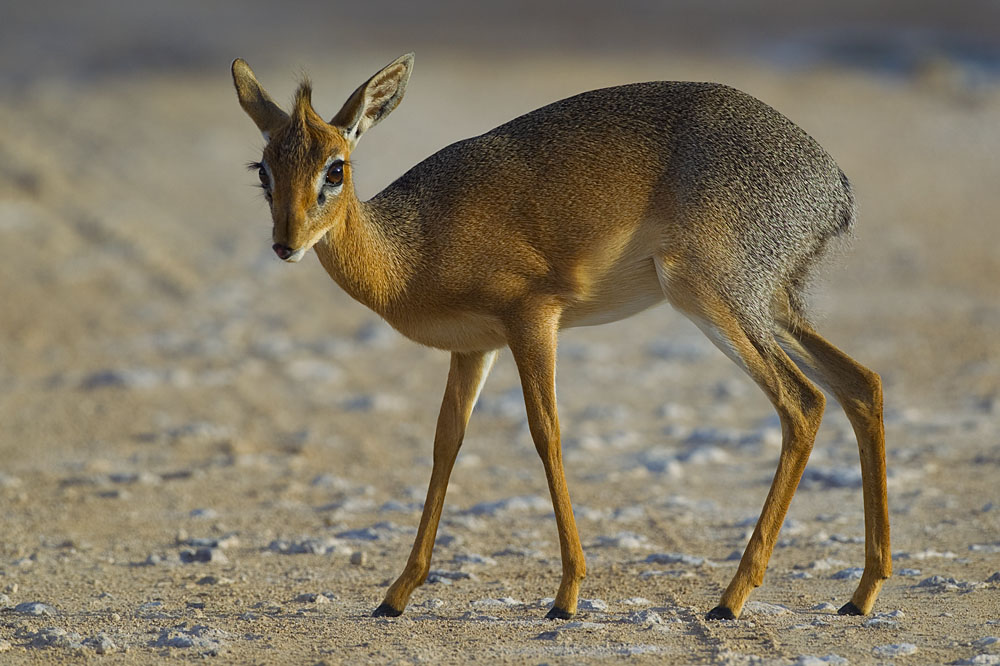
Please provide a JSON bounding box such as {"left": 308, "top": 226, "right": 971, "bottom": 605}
{"left": 231, "top": 54, "right": 890, "bottom": 621}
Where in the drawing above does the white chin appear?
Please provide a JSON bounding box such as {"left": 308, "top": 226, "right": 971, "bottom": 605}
{"left": 285, "top": 248, "right": 307, "bottom": 263}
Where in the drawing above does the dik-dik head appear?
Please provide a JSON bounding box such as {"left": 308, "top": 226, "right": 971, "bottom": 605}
{"left": 232, "top": 54, "right": 413, "bottom": 262}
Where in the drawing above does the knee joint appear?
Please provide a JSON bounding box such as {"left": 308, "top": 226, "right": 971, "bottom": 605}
{"left": 842, "top": 369, "right": 883, "bottom": 423}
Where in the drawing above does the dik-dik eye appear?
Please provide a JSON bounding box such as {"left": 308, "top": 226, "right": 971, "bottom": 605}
{"left": 250, "top": 161, "right": 271, "bottom": 196}
{"left": 326, "top": 160, "right": 344, "bottom": 187}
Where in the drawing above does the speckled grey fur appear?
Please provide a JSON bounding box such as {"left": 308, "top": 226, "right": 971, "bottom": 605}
{"left": 374, "top": 81, "right": 855, "bottom": 339}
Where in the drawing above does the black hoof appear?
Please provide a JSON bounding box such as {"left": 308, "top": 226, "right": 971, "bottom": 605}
{"left": 372, "top": 602, "right": 403, "bottom": 617}
{"left": 545, "top": 606, "right": 575, "bottom": 620}
{"left": 838, "top": 601, "right": 863, "bottom": 616}
{"left": 705, "top": 605, "right": 737, "bottom": 621}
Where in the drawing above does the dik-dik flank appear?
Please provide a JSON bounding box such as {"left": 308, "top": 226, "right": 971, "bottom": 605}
{"left": 231, "top": 54, "right": 890, "bottom": 621}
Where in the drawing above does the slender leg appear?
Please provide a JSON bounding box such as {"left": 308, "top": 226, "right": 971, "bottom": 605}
{"left": 656, "top": 269, "right": 826, "bottom": 621}
{"left": 778, "top": 323, "right": 891, "bottom": 615}
{"left": 506, "top": 308, "right": 586, "bottom": 619}
{"left": 704, "top": 321, "right": 825, "bottom": 620}
{"left": 373, "top": 349, "right": 497, "bottom": 617}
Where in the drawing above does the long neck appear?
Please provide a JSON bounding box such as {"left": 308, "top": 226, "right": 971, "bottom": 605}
{"left": 313, "top": 192, "right": 420, "bottom": 315}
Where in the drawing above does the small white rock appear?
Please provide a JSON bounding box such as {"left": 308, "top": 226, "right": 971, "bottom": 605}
{"left": 622, "top": 597, "right": 652, "bottom": 606}
{"left": 14, "top": 601, "right": 56, "bottom": 616}
{"left": 31, "top": 627, "right": 83, "bottom": 649}
{"left": 873, "top": 643, "right": 918, "bottom": 658}
{"left": 577, "top": 598, "right": 608, "bottom": 612}
{"left": 471, "top": 597, "right": 521, "bottom": 608}
{"left": 86, "top": 633, "right": 117, "bottom": 654}
{"left": 417, "top": 598, "right": 445, "bottom": 609}
{"left": 562, "top": 620, "right": 605, "bottom": 630}
{"left": 743, "top": 601, "right": 791, "bottom": 616}
{"left": 957, "top": 655, "right": 1000, "bottom": 665}
{"left": 294, "top": 592, "right": 331, "bottom": 604}
{"left": 831, "top": 567, "right": 864, "bottom": 580}
{"left": 864, "top": 609, "right": 904, "bottom": 628}
{"left": 622, "top": 609, "right": 664, "bottom": 627}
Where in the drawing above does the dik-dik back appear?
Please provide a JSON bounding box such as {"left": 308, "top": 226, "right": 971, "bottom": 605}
{"left": 379, "top": 81, "right": 854, "bottom": 337}
{"left": 233, "top": 55, "right": 889, "bottom": 622}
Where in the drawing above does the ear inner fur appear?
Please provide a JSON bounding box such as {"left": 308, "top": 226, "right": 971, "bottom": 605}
{"left": 330, "top": 53, "right": 414, "bottom": 145}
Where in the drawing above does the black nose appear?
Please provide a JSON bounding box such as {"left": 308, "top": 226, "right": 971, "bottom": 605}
{"left": 272, "top": 243, "right": 293, "bottom": 260}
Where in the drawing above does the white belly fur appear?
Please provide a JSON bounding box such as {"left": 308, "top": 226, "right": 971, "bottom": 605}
{"left": 389, "top": 309, "right": 509, "bottom": 352}
{"left": 388, "top": 254, "right": 666, "bottom": 350}
{"left": 560, "top": 256, "right": 666, "bottom": 329}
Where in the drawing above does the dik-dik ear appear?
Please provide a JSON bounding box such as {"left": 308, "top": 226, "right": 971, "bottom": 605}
{"left": 231, "top": 58, "right": 289, "bottom": 140}
{"left": 331, "top": 53, "right": 414, "bottom": 148}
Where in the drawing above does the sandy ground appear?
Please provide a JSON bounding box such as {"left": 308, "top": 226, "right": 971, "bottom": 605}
{"left": 2, "top": 4, "right": 1000, "bottom": 664}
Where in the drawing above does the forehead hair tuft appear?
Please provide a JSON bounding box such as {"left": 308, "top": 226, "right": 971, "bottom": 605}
{"left": 264, "top": 78, "right": 337, "bottom": 167}
{"left": 293, "top": 80, "right": 319, "bottom": 122}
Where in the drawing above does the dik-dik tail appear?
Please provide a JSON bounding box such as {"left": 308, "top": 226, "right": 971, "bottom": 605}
{"left": 776, "top": 167, "right": 856, "bottom": 331}
{"left": 231, "top": 54, "right": 889, "bottom": 622}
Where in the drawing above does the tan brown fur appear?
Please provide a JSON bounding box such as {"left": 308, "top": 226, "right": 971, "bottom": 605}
{"left": 231, "top": 54, "right": 890, "bottom": 620}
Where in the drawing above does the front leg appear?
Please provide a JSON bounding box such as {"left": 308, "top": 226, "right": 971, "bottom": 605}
{"left": 506, "top": 307, "right": 586, "bottom": 619}
{"left": 373, "top": 350, "right": 497, "bottom": 617}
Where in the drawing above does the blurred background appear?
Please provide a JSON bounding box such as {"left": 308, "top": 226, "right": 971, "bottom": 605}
{"left": 5, "top": 1, "right": 1000, "bottom": 83}
{"left": 1, "top": 0, "right": 998, "bottom": 470}
{"left": 2, "top": 4, "right": 999, "bottom": 659}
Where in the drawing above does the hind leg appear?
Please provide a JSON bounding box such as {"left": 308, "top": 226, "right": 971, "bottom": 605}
{"left": 701, "top": 316, "right": 825, "bottom": 620}
{"left": 776, "top": 322, "right": 891, "bottom": 615}
{"left": 655, "top": 263, "right": 826, "bottom": 619}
